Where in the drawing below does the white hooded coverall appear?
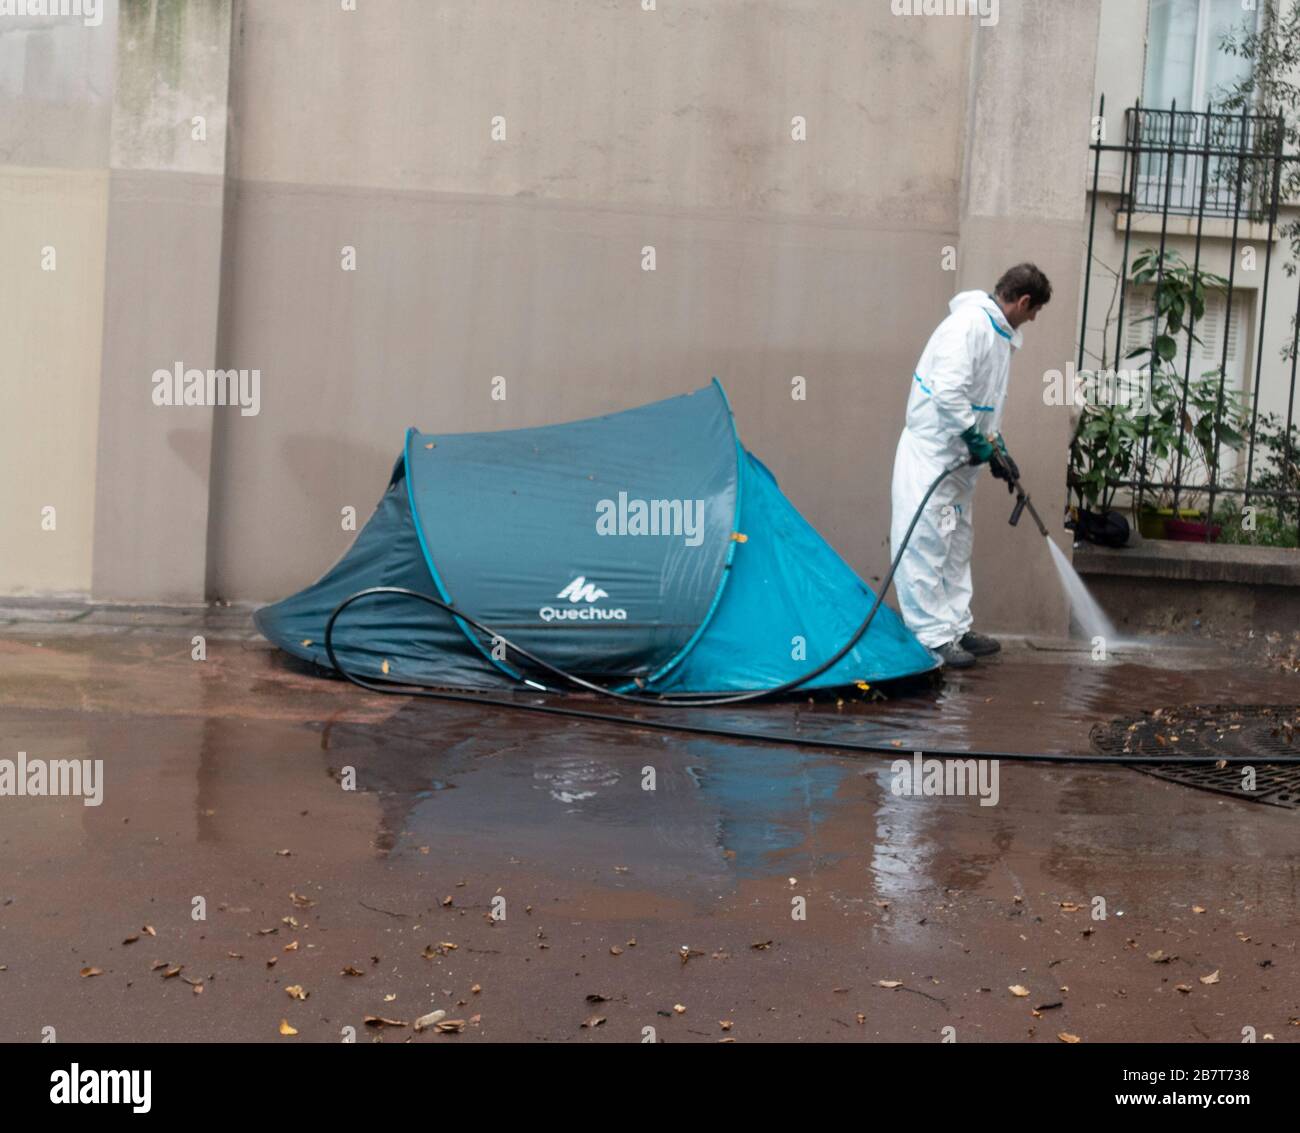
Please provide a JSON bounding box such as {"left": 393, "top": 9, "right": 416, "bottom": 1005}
{"left": 890, "top": 290, "right": 1022, "bottom": 650}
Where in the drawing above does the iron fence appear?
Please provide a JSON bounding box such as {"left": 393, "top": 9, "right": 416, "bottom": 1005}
{"left": 1076, "top": 96, "right": 1300, "bottom": 545}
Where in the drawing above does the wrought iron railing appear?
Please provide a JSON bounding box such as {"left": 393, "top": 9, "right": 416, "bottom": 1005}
{"left": 1076, "top": 97, "right": 1300, "bottom": 544}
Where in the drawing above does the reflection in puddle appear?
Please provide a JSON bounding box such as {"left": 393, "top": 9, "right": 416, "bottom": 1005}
{"left": 532, "top": 757, "right": 622, "bottom": 804}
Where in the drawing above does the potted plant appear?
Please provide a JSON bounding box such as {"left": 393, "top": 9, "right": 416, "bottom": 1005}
{"left": 1118, "top": 250, "right": 1246, "bottom": 541}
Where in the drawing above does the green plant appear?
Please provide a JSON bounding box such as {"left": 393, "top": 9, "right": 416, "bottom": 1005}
{"left": 1068, "top": 397, "right": 1141, "bottom": 513}
{"left": 1210, "top": 412, "right": 1300, "bottom": 545}
{"left": 1213, "top": 504, "right": 1300, "bottom": 547}
{"left": 1245, "top": 410, "right": 1300, "bottom": 497}
{"left": 1068, "top": 249, "right": 1246, "bottom": 515}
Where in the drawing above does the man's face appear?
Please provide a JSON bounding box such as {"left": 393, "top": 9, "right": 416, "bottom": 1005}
{"left": 1005, "top": 294, "right": 1043, "bottom": 329}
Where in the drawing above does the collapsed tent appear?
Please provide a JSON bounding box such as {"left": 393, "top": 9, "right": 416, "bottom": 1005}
{"left": 254, "top": 380, "right": 937, "bottom": 693}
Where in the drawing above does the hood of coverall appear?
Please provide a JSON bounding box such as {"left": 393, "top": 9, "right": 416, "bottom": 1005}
{"left": 949, "top": 290, "right": 1024, "bottom": 349}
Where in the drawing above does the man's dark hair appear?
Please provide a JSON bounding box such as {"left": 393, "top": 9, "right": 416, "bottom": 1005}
{"left": 994, "top": 263, "right": 1052, "bottom": 308}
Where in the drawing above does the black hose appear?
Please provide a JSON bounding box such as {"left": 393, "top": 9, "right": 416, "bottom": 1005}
{"left": 321, "top": 464, "right": 1300, "bottom": 766}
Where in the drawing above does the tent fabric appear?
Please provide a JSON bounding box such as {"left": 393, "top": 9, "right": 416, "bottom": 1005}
{"left": 254, "top": 380, "right": 938, "bottom": 692}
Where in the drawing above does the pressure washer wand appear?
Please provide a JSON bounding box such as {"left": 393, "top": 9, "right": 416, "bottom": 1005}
{"left": 1007, "top": 476, "right": 1049, "bottom": 537}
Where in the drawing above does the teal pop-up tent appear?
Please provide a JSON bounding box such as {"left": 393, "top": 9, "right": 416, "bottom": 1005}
{"left": 254, "top": 381, "right": 937, "bottom": 692}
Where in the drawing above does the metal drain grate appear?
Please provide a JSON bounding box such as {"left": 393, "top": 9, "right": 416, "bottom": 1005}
{"left": 1090, "top": 705, "right": 1300, "bottom": 809}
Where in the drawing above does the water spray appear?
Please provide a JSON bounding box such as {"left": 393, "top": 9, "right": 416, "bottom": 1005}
{"left": 995, "top": 445, "right": 1117, "bottom": 642}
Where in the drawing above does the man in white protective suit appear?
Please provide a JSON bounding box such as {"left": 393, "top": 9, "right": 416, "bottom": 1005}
{"left": 890, "top": 263, "right": 1051, "bottom": 669}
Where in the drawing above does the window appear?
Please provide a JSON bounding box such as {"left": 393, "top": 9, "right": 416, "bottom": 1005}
{"left": 1136, "top": 1, "right": 1265, "bottom": 213}
{"left": 1144, "top": 0, "right": 1257, "bottom": 113}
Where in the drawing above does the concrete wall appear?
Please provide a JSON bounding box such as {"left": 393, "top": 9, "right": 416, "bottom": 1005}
{"left": 959, "top": 0, "right": 1100, "bottom": 634}
{"left": 0, "top": 4, "right": 116, "bottom": 594}
{"left": 3, "top": 0, "right": 1106, "bottom": 641}
{"left": 210, "top": 0, "right": 978, "bottom": 603}
{"left": 91, "top": 0, "right": 233, "bottom": 601}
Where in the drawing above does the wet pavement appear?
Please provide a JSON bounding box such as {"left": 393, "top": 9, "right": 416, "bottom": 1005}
{"left": 1, "top": 609, "right": 1298, "bottom": 1043}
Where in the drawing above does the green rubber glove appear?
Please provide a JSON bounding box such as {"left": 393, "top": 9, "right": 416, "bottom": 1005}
{"left": 961, "top": 424, "right": 995, "bottom": 465}
{"left": 990, "top": 433, "right": 1021, "bottom": 489}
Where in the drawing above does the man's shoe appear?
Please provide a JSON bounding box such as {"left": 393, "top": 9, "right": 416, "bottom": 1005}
{"left": 959, "top": 630, "right": 1001, "bottom": 657}
{"left": 935, "top": 640, "right": 977, "bottom": 669}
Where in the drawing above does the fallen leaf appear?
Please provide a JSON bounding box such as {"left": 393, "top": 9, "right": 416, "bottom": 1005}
{"left": 877, "top": 980, "right": 903, "bottom": 989}
{"left": 413, "top": 1010, "right": 447, "bottom": 1032}
{"left": 1199, "top": 970, "right": 1220, "bottom": 985}
{"left": 580, "top": 1015, "right": 606, "bottom": 1029}
{"left": 1009, "top": 985, "right": 1030, "bottom": 997}
{"left": 673, "top": 1004, "right": 686, "bottom": 1014}
{"left": 1058, "top": 1032, "right": 1081, "bottom": 1043}
{"left": 79, "top": 966, "right": 103, "bottom": 978}
{"left": 285, "top": 985, "right": 308, "bottom": 1001}
{"left": 435, "top": 1019, "right": 465, "bottom": 1033}
{"left": 340, "top": 965, "right": 364, "bottom": 977}
{"left": 363, "top": 1015, "right": 408, "bottom": 1028}
{"left": 122, "top": 934, "right": 139, "bottom": 946}
{"left": 279, "top": 1019, "right": 298, "bottom": 1036}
